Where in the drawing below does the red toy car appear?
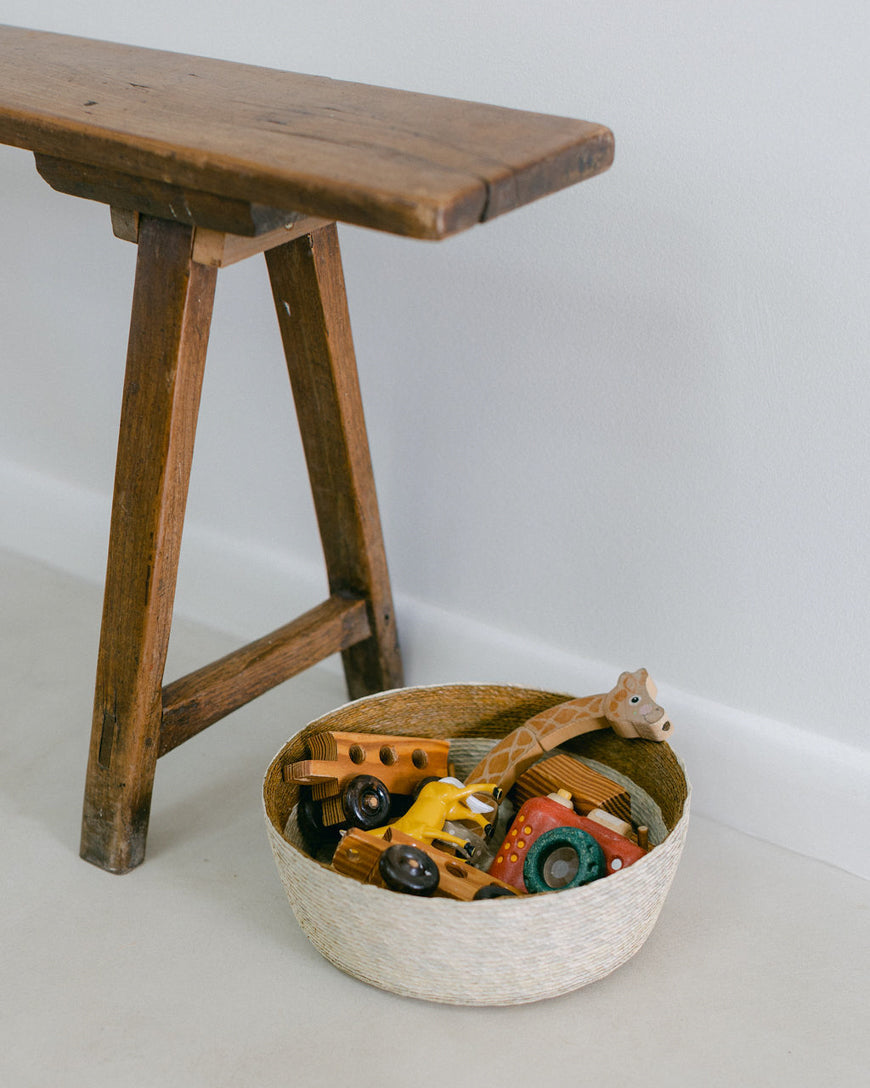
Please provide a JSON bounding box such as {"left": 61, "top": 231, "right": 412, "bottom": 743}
{"left": 489, "top": 790, "right": 647, "bottom": 893}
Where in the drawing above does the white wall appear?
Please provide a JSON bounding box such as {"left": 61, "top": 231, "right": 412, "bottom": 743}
{"left": 1, "top": 2, "right": 868, "bottom": 876}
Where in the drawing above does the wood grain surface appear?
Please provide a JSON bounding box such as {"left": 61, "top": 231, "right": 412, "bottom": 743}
{"left": 266, "top": 224, "right": 404, "bottom": 696}
{"left": 0, "top": 25, "right": 613, "bottom": 238}
{"left": 159, "top": 596, "right": 372, "bottom": 757}
{"left": 80, "top": 216, "right": 217, "bottom": 872}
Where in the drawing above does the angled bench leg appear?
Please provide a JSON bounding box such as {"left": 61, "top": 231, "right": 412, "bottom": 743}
{"left": 81, "top": 213, "right": 403, "bottom": 873}
{"left": 266, "top": 224, "right": 403, "bottom": 698}
{"left": 80, "top": 216, "right": 217, "bottom": 873}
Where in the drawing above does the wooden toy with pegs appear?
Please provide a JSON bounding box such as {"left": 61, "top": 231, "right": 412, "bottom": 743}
{"left": 283, "top": 730, "right": 450, "bottom": 795}
{"left": 332, "top": 827, "right": 522, "bottom": 900}
{"left": 467, "top": 669, "right": 673, "bottom": 795}
{"left": 283, "top": 730, "right": 450, "bottom": 846}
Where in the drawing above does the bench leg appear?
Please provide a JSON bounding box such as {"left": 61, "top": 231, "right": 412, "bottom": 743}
{"left": 80, "top": 217, "right": 217, "bottom": 873}
{"left": 266, "top": 224, "right": 404, "bottom": 698}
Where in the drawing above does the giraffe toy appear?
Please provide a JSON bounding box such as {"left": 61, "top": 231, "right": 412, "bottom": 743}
{"left": 466, "top": 669, "right": 673, "bottom": 796}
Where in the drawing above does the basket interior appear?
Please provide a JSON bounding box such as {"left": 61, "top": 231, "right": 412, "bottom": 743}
{"left": 264, "top": 683, "right": 689, "bottom": 853}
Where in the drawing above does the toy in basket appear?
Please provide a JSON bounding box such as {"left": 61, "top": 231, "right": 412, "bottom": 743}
{"left": 263, "top": 675, "right": 691, "bottom": 1005}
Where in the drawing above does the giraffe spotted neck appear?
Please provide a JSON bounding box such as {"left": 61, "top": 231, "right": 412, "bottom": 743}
{"left": 467, "top": 669, "right": 672, "bottom": 795}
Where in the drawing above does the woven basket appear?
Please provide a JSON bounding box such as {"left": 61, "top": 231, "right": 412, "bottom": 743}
{"left": 263, "top": 683, "right": 691, "bottom": 1006}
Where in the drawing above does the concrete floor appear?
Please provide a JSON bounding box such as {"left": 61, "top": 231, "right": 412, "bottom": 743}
{"left": 1, "top": 548, "right": 868, "bottom": 1087}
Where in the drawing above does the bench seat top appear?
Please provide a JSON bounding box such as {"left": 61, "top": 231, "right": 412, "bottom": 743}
{"left": 0, "top": 25, "right": 613, "bottom": 239}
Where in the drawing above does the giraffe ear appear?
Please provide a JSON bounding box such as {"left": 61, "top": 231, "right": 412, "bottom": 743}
{"left": 639, "top": 669, "right": 658, "bottom": 700}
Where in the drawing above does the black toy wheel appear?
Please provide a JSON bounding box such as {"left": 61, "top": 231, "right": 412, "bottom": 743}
{"left": 472, "top": 884, "right": 519, "bottom": 900}
{"left": 378, "top": 844, "right": 440, "bottom": 896}
{"left": 342, "top": 774, "right": 391, "bottom": 830}
{"left": 523, "top": 827, "right": 606, "bottom": 893}
{"left": 296, "top": 791, "right": 341, "bottom": 852}
{"left": 411, "top": 775, "right": 440, "bottom": 801}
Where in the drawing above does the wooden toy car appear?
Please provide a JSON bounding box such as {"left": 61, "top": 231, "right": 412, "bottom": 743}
{"left": 489, "top": 790, "right": 648, "bottom": 894}
{"left": 332, "top": 827, "right": 523, "bottom": 900}
{"left": 283, "top": 730, "right": 450, "bottom": 847}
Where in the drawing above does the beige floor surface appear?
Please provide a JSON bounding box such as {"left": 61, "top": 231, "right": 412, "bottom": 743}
{"left": 1, "top": 549, "right": 868, "bottom": 1087}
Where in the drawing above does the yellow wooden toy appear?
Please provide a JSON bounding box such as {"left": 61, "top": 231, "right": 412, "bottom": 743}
{"left": 371, "top": 778, "right": 502, "bottom": 856}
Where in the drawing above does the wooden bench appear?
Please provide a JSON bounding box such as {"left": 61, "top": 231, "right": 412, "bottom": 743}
{"left": 0, "top": 25, "right": 614, "bottom": 872}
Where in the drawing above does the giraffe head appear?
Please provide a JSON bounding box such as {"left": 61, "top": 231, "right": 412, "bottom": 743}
{"left": 603, "top": 668, "right": 672, "bottom": 741}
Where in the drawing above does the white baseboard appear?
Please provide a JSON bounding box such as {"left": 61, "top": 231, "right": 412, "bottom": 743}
{"left": 388, "top": 604, "right": 870, "bottom": 882}
{"left": 2, "top": 458, "right": 868, "bottom": 881}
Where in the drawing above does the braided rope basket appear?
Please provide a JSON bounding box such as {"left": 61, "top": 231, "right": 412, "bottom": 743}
{"left": 263, "top": 683, "right": 691, "bottom": 1006}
